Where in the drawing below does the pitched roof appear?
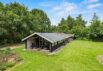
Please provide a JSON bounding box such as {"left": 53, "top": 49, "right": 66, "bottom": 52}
{"left": 22, "top": 32, "right": 74, "bottom": 43}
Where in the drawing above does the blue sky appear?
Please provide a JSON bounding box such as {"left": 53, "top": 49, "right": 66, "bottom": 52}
{"left": 0, "top": 0, "right": 103, "bottom": 25}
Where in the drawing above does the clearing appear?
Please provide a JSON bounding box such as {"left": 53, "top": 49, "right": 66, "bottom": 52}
{"left": 9, "top": 40, "right": 103, "bottom": 71}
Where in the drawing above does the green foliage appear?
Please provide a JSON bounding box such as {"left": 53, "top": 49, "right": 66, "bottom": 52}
{"left": 0, "top": 63, "right": 7, "bottom": 71}
{"left": 0, "top": 2, "right": 103, "bottom": 45}
{"left": 0, "top": 2, "right": 51, "bottom": 45}
{"left": 58, "top": 14, "right": 87, "bottom": 38}
{"left": 30, "top": 9, "right": 51, "bottom": 32}
{"left": 74, "top": 14, "right": 86, "bottom": 27}
{"left": 99, "top": 22, "right": 103, "bottom": 35}
{"left": 0, "top": 48, "right": 22, "bottom": 71}
{"left": 71, "top": 26, "right": 89, "bottom": 39}
{"left": 0, "top": 48, "right": 12, "bottom": 71}
{"left": 66, "top": 15, "right": 75, "bottom": 30}
{"left": 57, "top": 13, "right": 103, "bottom": 41}
{"left": 89, "top": 13, "right": 102, "bottom": 41}
{"left": 50, "top": 25, "right": 58, "bottom": 32}
{"left": 58, "top": 18, "right": 69, "bottom": 33}
{"left": 72, "top": 14, "right": 87, "bottom": 39}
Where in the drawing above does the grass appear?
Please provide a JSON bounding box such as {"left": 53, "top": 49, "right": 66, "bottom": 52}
{"left": 9, "top": 40, "right": 103, "bottom": 71}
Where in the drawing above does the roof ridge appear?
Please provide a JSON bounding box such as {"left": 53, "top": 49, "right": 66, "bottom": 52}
{"left": 22, "top": 32, "right": 74, "bottom": 43}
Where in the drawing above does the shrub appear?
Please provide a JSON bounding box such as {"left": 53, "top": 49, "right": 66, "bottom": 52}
{"left": 0, "top": 48, "right": 21, "bottom": 71}
{"left": 0, "top": 63, "right": 7, "bottom": 71}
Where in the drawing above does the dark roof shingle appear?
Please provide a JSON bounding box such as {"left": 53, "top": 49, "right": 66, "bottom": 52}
{"left": 22, "top": 32, "right": 74, "bottom": 43}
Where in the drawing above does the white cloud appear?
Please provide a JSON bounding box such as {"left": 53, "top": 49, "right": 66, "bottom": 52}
{"left": 40, "top": 0, "right": 102, "bottom": 25}
{"left": 64, "top": 2, "right": 77, "bottom": 11}
{"left": 87, "top": 3, "right": 102, "bottom": 9}
{"left": 81, "top": 0, "right": 102, "bottom": 9}
{"left": 53, "top": 6, "right": 62, "bottom": 11}
{"left": 52, "top": 2, "right": 77, "bottom": 17}
{"left": 39, "top": 1, "right": 78, "bottom": 25}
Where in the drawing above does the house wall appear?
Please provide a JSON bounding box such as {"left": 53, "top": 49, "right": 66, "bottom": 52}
{"left": 25, "top": 35, "right": 74, "bottom": 51}
{"left": 27, "top": 38, "right": 33, "bottom": 49}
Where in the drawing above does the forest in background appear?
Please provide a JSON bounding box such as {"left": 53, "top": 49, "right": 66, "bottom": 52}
{"left": 0, "top": 2, "right": 103, "bottom": 45}
{"left": 0, "top": 2, "right": 51, "bottom": 45}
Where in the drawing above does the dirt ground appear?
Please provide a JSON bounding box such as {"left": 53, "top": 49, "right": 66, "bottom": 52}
{"left": 0, "top": 43, "right": 23, "bottom": 49}
{"left": 97, "top": 55, "right": 103, "bottom": 65}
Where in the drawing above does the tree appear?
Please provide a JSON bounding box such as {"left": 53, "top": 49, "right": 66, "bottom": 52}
{"left": 0, "top": 2, "right": 4, "bottom": 12}
{"left": 0, "top": 2, "right": 51, "bottom": 45}
{"left": 89, "top": 13, "right": 101, "bottom": 40}
{"left": 30, "top": 9, "right": 51, "bottom": 32}
{"left": 6, "top": 2, "right": 28, "bottom": 16}
{"left": 66, "top": 15, "right": 75, "bottom": 30}
{"left": 74, "top": 14, "right": 86, "bottom": 27}
{"left": 50, "top": 25, "right": 58, "bottom": 32}
{"left": 100, "top": 22, "right": 103, "bottom": 35}
{"left": 71, "top": 14, "right": 87, "bottom": 39}
{"left": 58, "top": 18, "right": 69, "bottom": 33}
{"left": 71, "top": 26, "right": 89, "bottom": 39}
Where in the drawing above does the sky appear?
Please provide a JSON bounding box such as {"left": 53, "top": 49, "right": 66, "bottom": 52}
{"left": 0, "top": 0, "right": 103, "bottom": 26}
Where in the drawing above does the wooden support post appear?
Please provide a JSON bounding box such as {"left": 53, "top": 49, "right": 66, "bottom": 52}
{"left": 57, "top": 42, "right": 58, "bottom": 45}
{"left": 25, "top": 40, "right": 27, "bottom": 49}
{"left": 41, "top": 38, "right": 43, "bottom": 48}
{"left": 39, "top": 37, "right": 41, "bottom": 48}
{"left": 44, "top": 40, "right": 45, "bottom": 48}
{"left": 41, "top": 38, "right": 42, "bottom": 48}
{"left": 49, "top": 43, "right": 52, "bottom": 52}
{"left": 39, "top": 37, "right": 40, "bottom": 48}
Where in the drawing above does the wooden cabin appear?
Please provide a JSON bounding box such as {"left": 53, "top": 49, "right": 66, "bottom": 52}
{"left": 22, "top": 32, "right": 74, "bottom": 52}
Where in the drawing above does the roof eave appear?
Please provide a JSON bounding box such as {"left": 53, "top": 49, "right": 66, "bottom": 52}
{"left": 21, "top": 33, "right": 54, "bottom": 43}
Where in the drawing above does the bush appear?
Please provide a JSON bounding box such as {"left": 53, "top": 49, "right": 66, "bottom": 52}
{"left": 16, "top": 56, "right": 22, "bottom": 62}
{"left": 0, "top": 48, "right": 21, "bottom": 71}
{"left": 71, "top": 26, "right": 89, "bottom": 39}
{"left": 6, "top": 61, "right": 15, "bottom": 68}
{"left": 0, "top": 62, "right": 8, "bottom": 71}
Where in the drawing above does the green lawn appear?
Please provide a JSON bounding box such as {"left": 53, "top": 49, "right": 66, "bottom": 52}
{"left": 10, "top": 40, "right": 103, "bottom": 71}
